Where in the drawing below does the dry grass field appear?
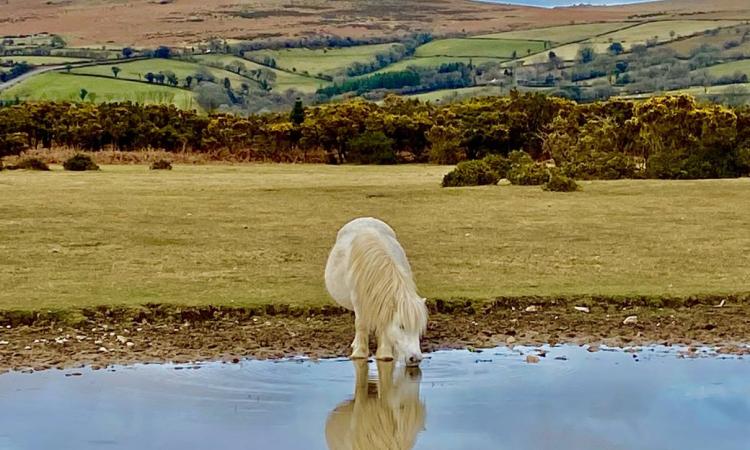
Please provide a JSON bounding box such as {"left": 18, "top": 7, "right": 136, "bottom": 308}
{"left": 1, "top": 165, "right": 749, "bottom": 312}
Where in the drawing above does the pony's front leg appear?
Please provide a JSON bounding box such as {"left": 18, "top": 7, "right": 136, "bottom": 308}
{"left": 350, "top": 314, "right": 369, "bottom": 359}
{"left": 375, "top": 332, "right": 394, "bottom": 361}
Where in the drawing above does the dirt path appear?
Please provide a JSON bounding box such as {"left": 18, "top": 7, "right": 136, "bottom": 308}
{"left": 2, "top": 296, "right": 749, "bottom": 373}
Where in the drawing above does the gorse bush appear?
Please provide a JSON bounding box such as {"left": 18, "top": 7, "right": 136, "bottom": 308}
{"left": 63, "top": 154, "right": 99, "bottom": 171}
{"left": 347, "top": 131, "right": 396, "bottom": 164}
{"left": 483, "top": 154, "right": 511, "bottom": 179}
{"left": 7, "top": 157, "right": 50, "bottom": 171}
{"left": 150, "top": 159, "right": 173, "bottom": 170}
{"left": 1, "top": 93, "right": 749, "bottom": 179}
{"left": 543, "top": 170, "right": 580, "bottom": 192}
{"left": 506, "top": 151, "right": 548, "bottom": 186}
{"left": 442, "top": 160, "right": 499, "bottom": 187}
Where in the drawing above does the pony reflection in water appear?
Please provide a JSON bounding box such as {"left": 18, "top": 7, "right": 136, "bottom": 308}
{"left": 326, "top": 360, "right": 426, "bottom": 450}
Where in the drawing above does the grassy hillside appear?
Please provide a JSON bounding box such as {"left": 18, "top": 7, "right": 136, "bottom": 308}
{"left": 520, "top": 42, "right": 612, "bottom": 63}
{"left": 0, "top": 72, "right": 197, "bottom": 109}
{"left": 71, "top": 59, "right": 253, "bottom": 90}
{"left": 474, "top": 22, "right": 635, "bottom": 45}
{"left": 1, "top": 165, "right": 749, "bottom": 311}
{"left": 665, "top": 24, "right": 750, "bottom": 56}
{"left": 0, "top": 55, "right": 90, "bottom": 65}
{"left": 590, "top": 20, "right": 743, "bottom": 49}
{"left": 193, "top": 54, "right": 328, "bottom": 93}
{"left": 415, "top": 38, "right": 546, "bottom": 59}
{"left": 701, "top": 59, "right": 750, "bottom": 78}
{"left": 244, "top": 43, "right": 401, "bottom": 77}
{"left": 372, "top": 56, "right": 505, "bottom": 74}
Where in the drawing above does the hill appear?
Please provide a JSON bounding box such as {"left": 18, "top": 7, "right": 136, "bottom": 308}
{"left": 2, "top": 0, "right": 749, "bottom": 47}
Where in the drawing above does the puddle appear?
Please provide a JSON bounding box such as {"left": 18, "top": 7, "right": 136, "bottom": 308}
{"left": 0, "top": 345, "right": 748, "bottom": 450}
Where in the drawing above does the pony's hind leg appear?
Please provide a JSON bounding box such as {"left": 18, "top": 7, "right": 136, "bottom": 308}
{"left": 351, "top": 314, "right": 369, "bottom": 359}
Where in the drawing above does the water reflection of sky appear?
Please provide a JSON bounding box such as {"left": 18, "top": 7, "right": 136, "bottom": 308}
{"left": 0, "top": 345, "right": 748, "bottom": 450}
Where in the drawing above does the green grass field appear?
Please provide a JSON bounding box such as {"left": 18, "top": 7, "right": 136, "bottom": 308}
{"left": 406, "top": 85, "right": 507, "bottom": 102}
{"left": 244, "top": 43, "right": 400, "bottom": 77}
{"left": 700, "top": 59, "right": 750, "bottom": 78}
{"left": 2, "top": 165, "right": 748, "bottom": 312}
{"left": 0, "top": 55, "right": 90, "bottom": 65}
{"left": 474, "top": 22, "right": 635, "bottom": 45}
{"left": 622, "top": 83, "right": 750, "bottom": 100}
{"left": 0, "top": 72, "right": 198, "bottom": 109}
{"left": 664, "top": 24, "right": 750, "bottom": 56}
{"left": 415, "top": 38, "right": 545, "bottom": 59}
{"left": 71, "top": 59, "right": 253, "bottom": 90}
{"left": 519, "top": 42, "right": 612, "bottom": 64}
{"left": 193, "top": 54, "right": 329, "bottom": 93}
{"left": 371, "top": 56, "right": 505, "bottom": 75}
{"left": 591, "top": 20, "right": 743, "bottom": 49}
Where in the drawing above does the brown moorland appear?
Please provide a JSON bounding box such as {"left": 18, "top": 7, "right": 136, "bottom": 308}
{"left": 2, "top": 0, "right": 750, "bottom": 47}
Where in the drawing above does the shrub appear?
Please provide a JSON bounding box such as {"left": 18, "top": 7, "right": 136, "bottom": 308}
{"left": 482, "top": 154, "right": 511, "bottom": 178}
{"left": 506, "top": 150, "right": 547, "bottom": 185}
{"left": 543, "top": 171, "right": 580, "bottom": 192}
{"left": 427, "top": 125, "right": 465, "bottom": 164}
{"left": 442, "top": 160, "right": 499, "bottom": 187}
{"left": 150, "top": 159, "right": 173, "bottom": 170}
{"left": 8, "top": 157, "right": 50, "bottom": 171}
{"left": 63, "top": 154, "right": 99, "bottom": 171}
{"left": 347, "top": 131, "right": 396, "bottom": 164}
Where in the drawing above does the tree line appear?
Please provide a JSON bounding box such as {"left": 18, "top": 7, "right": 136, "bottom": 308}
{"left": 1, "top": 92, "right": 748, "bottom": 179}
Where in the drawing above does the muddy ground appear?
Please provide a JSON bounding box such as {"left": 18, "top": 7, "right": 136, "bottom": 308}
{"left": 1, "top": 296, "right": 749, "bottom": 373}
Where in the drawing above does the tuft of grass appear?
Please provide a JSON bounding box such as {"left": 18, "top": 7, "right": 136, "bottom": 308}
{"left": 0, "top": 165, "right": 749, "bottom": 312}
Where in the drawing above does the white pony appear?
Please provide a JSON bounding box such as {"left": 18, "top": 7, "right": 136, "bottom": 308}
{"left": 325, "top": 360, "right": 426, "bottom": 450}
{"left": 325, "top": 217, "right": 428, "bottom": 366}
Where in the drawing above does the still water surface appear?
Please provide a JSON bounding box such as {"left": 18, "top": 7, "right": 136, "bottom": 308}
{"left": 0, "top": 345, "right": 748, "bottom": 450}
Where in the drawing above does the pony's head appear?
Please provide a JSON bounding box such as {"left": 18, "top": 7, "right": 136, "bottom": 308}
{"left": 386, "top": 296, "right": 428, "bottom": 367}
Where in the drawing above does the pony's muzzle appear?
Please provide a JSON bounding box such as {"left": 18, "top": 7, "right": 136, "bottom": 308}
{"left": 406, "top": 354, "right": 423, "bottom": 366}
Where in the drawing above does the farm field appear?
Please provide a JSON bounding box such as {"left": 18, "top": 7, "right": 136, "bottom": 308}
{"left": 1, "top": 165, "right": 749, "bottom": 312}
{"left": 372, "top": 56, "right": 505, "bottom": 74}
{"left": 0, "top": 72, "right": 197, "bottom": 109}
{"left": 406, "top": 85, "right": 510, "bottom": 102}
{"left": 0, "top": 55, "right": 90, "bottom": 65}
{"left": 701, "top": 59, "right": 750, "bottom": 78}
{"left": 71, "top": 59, "right": 253, "bottom": 90}
{"left": 590, "top": 20, "right": 743, "bottom": 49}
{"left": 415, "top": 38, "right": 546, "bottom": 59}
{"left": 664, "top": 24, "right": 750, "bottom": 56}
{"left": 474, "top": 21, "right": 635, "bottom": 45}
{"left": 519, "top": 42, "right": 612, "bottom": 63}
{"left": 193, "top": 54, "right": 328, "bottom": 93}
{"left": 244, "top": 43, "right": 400, "bottom": 77}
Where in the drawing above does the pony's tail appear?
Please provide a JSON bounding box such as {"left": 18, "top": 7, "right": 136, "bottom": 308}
{"left": 348, "top": 230, "right": 426, "bottom": 334}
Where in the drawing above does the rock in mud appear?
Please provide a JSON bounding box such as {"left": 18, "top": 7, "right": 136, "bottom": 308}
{"left": 525, "top": 355, "right": 540, "bottom": 364}
{"left": 497, "top": 178, "right": 511, "bottom": 186}
{"left": 525, "top": 305, "right": 539, "bottom": 312}
{"left": 574, "top": 306, "right": 590, "bottom": 313}
{"left": 587, "top": 344, "right": 600, "bottom": 353}
{"left": 623, "top": 316, "right": 638, "bottom": 325}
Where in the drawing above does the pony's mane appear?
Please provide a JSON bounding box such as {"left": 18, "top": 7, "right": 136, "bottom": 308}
{"left": 348, "top": 230, "right": 428, "bottom": 335}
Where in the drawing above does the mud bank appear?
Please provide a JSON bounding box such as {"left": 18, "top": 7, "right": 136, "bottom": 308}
{"left": 1, "top": 295, "right": 749, "bottom": 372}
